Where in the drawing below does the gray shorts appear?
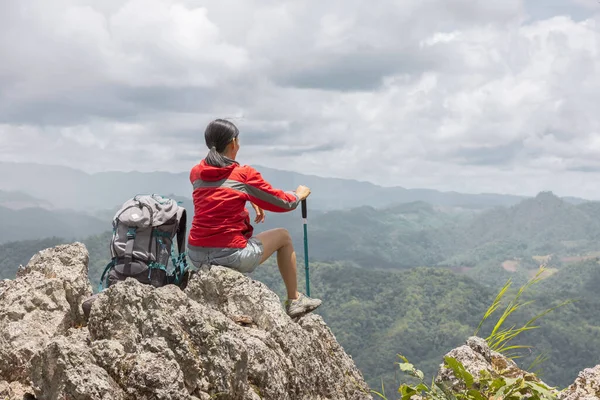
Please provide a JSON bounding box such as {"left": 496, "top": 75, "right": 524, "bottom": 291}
{"left": 187, "top": 237, "right": 264, "bottom": 273}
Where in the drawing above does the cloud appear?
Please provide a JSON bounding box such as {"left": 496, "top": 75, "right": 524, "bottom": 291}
{"left": 1, "top": 0, "right": 600, "bottom": 199}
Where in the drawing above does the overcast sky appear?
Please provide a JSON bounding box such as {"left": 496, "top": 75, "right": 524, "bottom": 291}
{"left": 1, "top": 0, "right": 599, "bottom": 198}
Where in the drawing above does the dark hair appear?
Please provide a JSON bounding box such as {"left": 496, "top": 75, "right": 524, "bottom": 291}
{"left": 204, "top": 119, "right": 239, "bottom": 167}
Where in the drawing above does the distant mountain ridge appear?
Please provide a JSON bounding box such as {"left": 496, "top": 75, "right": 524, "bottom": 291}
{"left": 0, "top": 190, "right": 53, "bottom": 210}
{"left": 0, "top": 161, "right": 587, "bottom": 212}
{"left": 1, "top": 181, "right": 598, "bottom": 275}
{"left": 0, "top": 206, "right": 107, "bottom": 244}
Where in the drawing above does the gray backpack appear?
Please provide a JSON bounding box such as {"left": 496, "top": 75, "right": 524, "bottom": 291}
{"left": 99, "top": 194, "right": 188, "bottom": 290}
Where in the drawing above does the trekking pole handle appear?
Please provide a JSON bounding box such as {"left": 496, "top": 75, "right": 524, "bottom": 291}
{"left": 301, "top": 199, "right": 307, "bottom": 219}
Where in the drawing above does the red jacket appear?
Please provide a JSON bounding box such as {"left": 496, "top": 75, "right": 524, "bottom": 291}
{"left": 188, "top": 160, "right": 300, "bottom": 248}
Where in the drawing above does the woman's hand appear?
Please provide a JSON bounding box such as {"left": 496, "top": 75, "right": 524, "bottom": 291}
{"left": 250, "top": 202, "right": 266, "bottom": 223}
{"left": 295, "top": 185, "right": 311, "bottom": 201}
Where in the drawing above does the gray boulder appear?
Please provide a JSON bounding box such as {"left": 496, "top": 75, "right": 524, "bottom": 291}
{"left": 0, "top": 243, "right": 91, "bottom": 384}
{"left": 436, "top": 336, "right": 554, "bottom": 394}
{"left": 84, "top": 266, "right": 372, "bottom": 400}
{"left": 560, "top": 365, "right": 600, "bottom": 400}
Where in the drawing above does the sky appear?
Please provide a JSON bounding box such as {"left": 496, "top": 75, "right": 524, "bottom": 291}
{"left": 1, "top": 0, "right": 600, "bottom": 198}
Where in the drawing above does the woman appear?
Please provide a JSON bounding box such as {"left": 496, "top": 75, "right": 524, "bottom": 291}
{"left": 187, "top": 119, "right": 322, "bottom": 318}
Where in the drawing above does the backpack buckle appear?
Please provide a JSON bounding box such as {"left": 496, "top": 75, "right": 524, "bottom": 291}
{"left": 127, "top": 227, "right": 137, "bottom": 240}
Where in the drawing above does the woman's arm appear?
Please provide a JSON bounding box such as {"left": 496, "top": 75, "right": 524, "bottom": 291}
{"left": 243, "top": 166, "right": 302, "bottom": 213}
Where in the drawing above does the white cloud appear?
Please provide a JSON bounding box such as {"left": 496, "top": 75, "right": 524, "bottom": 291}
{"left": 1, "top": 0, "right": 600, "bottom": 199}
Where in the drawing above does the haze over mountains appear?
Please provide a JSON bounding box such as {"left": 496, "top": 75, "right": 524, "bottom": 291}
{"left": 1, "top": 163, "right": 599, "bottom": 269}
{"left": 2, "top": 162, "right": 600, "bottom": 283}
{"left": 0, "top": 161, "right": 566, "bottom": 213}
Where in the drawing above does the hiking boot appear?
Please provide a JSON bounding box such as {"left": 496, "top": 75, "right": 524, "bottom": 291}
{"left": 285, "top": 293, "right": 322, "bottom": 318}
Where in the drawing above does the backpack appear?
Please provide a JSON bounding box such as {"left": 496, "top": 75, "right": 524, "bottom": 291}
{"left": 98, "top": 194, "right": 188, "bottom": 291}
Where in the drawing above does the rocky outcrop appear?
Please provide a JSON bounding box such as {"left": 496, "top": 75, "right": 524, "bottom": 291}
{"left": 435, "top": 337, "right": 600, "bottom": 399}
{"left": 435, "top": 336, "right": 564, "bottom": 399}
{"left": 435, "top": 336, "right": 550, "bottom": 391}
{"left": 560, "top": 366, "right": 600, "bottom": 400}
{"left": 0, "top": 243, "right": 92, "bottom": 384}
{"left": 0, "top": 243, "right": 371, "bottom": 400}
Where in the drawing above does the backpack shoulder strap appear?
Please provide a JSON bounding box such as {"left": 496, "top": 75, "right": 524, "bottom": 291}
{"left": 123, "top": 227, "right": 137, "bottom": 275}
{"left": 169, "top": 207, "right": 188, "bottom": 286}
{"left": 176, "top": 208, "right": 187, "bottom": 254}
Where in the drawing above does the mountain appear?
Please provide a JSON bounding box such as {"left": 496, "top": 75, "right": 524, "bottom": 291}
{"left": 3, "top": 189, "right": 599, "bottom": 279}
{"left": 0, "top": 161, "right": 555, "bottom": 212}
{"left": 0, "top": 206, "right": 107, "bottom": 244}
{"left": 445, "top": 192, "right": 600, "bottom": 281}
{"left": 0, "top": 190, "right": 53, "bottom": 210}
{"left": 262, "top": 192, "right": 600, "bottom": 274}
{"left": 465, "top": 191, "right": 600, "bottom": 248}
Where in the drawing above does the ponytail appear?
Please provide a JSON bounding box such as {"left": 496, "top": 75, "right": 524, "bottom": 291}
{"left": 205, "top": 145, "right": 235, "bottom": 168}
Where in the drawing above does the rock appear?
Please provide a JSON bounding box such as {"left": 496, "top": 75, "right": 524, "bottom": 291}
{"left": 436, "top": 336, "right": 498, "bottom": 390}
{"left": 30, "top": 328, "right": 126, "bottom": 400}
{"left": 185, "top": 266, "right": 289, "bottom": 331}
{"left": 0, "top": 380, "right": 35, "bottom": 400}
{"left": 17, "top": 242, "right": 92, "bottom": 326}
{"left": 83, "top": 268, "right": 371, "bottom": 400}
{"left": 560, "top": 365, "right": 600, "bottom": 400}
{"left": 1, "top": 243, "right": 368, "bottom": 400}
{"left": 0, "top": 243, "right": 92, "bottom": 382}
{"left": 185, "top": 266, "right": 371, "bottom": 399}
{"left": 436, "top": 336, "right": 551, "bottom": 393}
{"left": 466, "top": 336, "right": 491, "bottom": 362}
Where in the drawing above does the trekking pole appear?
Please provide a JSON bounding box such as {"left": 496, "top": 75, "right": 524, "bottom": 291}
{"left": 302, "top": 199, "right": 310, "bottom": 296}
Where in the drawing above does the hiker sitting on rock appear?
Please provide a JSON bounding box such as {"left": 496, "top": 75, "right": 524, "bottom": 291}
{"left": 187, "top": 119, "right": 322, "bottom": 318}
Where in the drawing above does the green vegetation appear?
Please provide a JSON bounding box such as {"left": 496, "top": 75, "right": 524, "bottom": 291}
{"left": 251, "top": 256, "right": 600, "bottom": 390}
{"left": 252, "top": 192, "right": 600, "bottom": 282}
{"left": 1, "top": 237, "right": 598, "bottom": 390}
{"left": 373, "top": 273, "right": 568, "bottom": 400}
{"left": 378, "top": 356, "right": 558, "bottom": 400}
{"left": 474, "top": 268, "right": 571, "bottom": 358}
{"left": 252, "top": 263, "right": 495, "bottom": 390}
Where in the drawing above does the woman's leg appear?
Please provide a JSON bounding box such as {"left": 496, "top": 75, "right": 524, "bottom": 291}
{"left": 255, "top": 228, "right": 298, "bottom": 300}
